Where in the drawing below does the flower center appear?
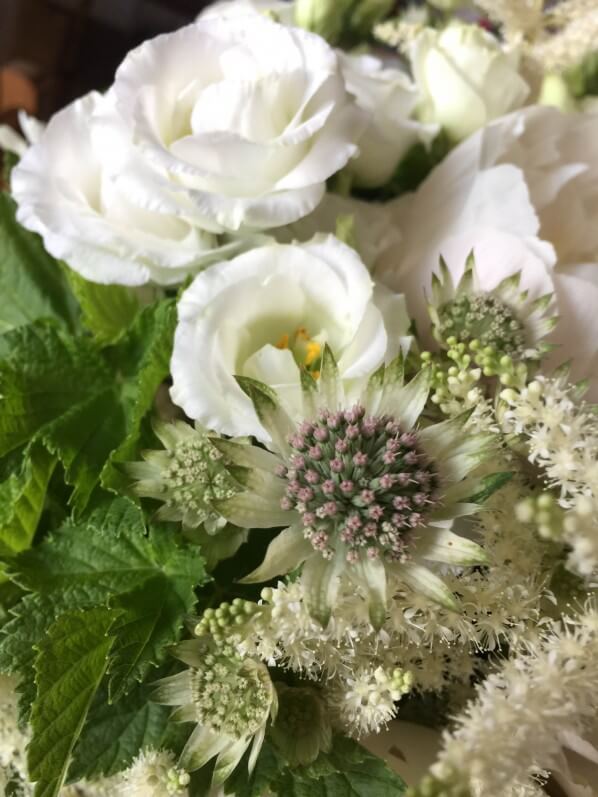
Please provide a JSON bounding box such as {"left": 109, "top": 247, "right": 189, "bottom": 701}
{"left": 190, "top": 652, "right": 270, "bottom": 738}
{"left": 438, "top": 294, "right": 526, "bottom": 354}
{"left": 279, "top": 405, "right": 439, "bottom": 563}
{"left": 276, "top": 326, "right": 322, "bottom": 378}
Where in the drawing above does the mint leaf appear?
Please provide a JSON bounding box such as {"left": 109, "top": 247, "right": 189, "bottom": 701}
{"left": 63, "top": 269, "right": 139, "bottom": 344}
{"left": 0, "top": 322, "right": 108, "bottom": 458}
{"left": 68, "top": 685, "right": 169, "bottom": 782}
{"left": 0, "top": 445, "right": 56, "bottom": 554}
{"left": 101, "top": 299, "right": 177, "bottom": 493}
{"left": 0, "top": 193, "right": 77, "bottom": 334}
{"left": 28, "top": 608, "right": 118, "bottom": 797}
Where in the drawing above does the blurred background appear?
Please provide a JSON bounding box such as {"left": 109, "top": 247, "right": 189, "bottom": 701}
{"left": 0, "top": 0, "right": 218, "bottom": 125}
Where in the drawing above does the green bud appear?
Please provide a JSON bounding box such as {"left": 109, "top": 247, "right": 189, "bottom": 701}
{"left": 348, "top": 0, "right": 394, "bottom": 37}
{"left": 294, "top": 0, "right": 353, "bottom": 44}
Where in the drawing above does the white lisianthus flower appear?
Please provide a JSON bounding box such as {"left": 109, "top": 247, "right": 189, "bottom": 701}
{"left": 377, "top": 104, "right": 598, "bottom": 395}
{"left": 11, "top": 92, "right": 249, "bottom": 286}
{"left": 170, "top": 235, "right": 411, "bottom": 440}
{"left": 111, "top": 15, "right": 366, "bottom": 233}
{"left": 410, "top": 22, "right": 530, "bottom": 142}
{"left": 339, "top": 52, "right": 437, "bottom": 188}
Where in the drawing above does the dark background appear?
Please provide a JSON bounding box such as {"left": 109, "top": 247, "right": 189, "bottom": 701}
{"left": 0, "top": 0, "right": 215, "bottom": 124}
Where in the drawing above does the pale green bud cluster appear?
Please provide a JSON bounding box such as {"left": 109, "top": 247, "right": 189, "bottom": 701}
{"left": 189, "top": 654, "right": 272, "bottom": 738}
{"left": 294, "top": 0, "right": 392, "bottom": 44}
{"left": 388, "top": 667, "right": 414, "bottom": 700}
{"left": 195, "top": 599, "right": 261, "bottom": 646}
{"left": 437, "top": 294, "right": 526, "bottom": 357}
{"left": 405, "top": 771, "right": 471, "bottom": 797}
{"left": 128, "top": 422, "right": 245, "bottom": 528}
{"left": 516, "top": 492, "right": 564, "bottom": 541}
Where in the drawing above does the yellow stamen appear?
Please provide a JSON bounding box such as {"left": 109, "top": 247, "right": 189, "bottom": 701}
{"left": 304, "top": 341, "right": 322, "bottom": 367}
{"left": 276, "top": 333, "right": 290, "bottom": 350}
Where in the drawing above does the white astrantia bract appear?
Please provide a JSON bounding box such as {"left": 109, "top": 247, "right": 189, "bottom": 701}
{"left": 410, "top": 22, "right": 530, "bottom": 142}
{"left": 209, "top": 352, "right": 495, "bottom": 627}
{"left": 338, "top": 51, "right": 437, "bottom": 188}
{"left": 170, "top": 235, "right": 411, "bottom": 440}
{"left": 11, "top": 92, "right": 250, "bottom": 286}
{"left": 111, "top": 15, "right": 366, "bottom": 233}
{"left": 153, "top": 639, "right": 277, "bottom": 787}
{"left": 116, "top": 749, "right": 190, "bottom": 797}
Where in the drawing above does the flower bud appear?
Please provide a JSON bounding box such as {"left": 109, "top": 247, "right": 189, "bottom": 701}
{"left": 294, "top": 0, "right": 353, "bottom": 44}
{"left": 348, "top": 0, "right": 394, "bottom": 37}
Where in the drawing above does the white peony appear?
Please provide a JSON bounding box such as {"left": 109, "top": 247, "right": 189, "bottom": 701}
{"left": 11, "top": 92, "right": 249, "bottom": 286}
{"left": 410, "top": 22, "right": 530, "bottom": 142}
{"left": 170, "top": 235, "right": 410, "bottom": 439}
{"left": 111, "top": 15, "right": 366, "bottom": 233}
{"left": 339, "top": 51, "right": 437, "bottom": 188}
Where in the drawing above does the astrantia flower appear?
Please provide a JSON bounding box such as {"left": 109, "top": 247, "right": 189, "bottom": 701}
{"left": 170, "top": 236, "right": 410, "bottom": 439}
{"left": 428, "top": 255, "right": 557, "bottom": 361}
{"left": 116, "top": 749, "right": 190, "bottom": 797}
{"left": 111, "top": 14, "right": 365, "bottom": 232}
{"left": 153, "top": 639, "right": 277, "bottom": 786}
{"left": 212, "top": 352, "right": 494, "bottom": 625}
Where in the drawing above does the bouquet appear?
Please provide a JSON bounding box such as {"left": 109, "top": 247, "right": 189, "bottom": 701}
{"left": 0, "top": 1, "right": 598, "bottom": 795}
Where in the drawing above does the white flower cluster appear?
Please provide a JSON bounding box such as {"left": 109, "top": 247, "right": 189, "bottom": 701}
{"left": 429, "top": 604, "right": 598, "bottom": 797}
{"left": 502, "top": 376, "right": 598, "bottom": 575}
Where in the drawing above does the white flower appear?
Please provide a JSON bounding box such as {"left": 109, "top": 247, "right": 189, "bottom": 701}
{"left": 116, "top": 749, "right": 190, "bottom": 796}
{"left": 410, "top": 22, "right": 530, "bottom": 142}
{"left": 111, "top": 15, "right": 366, "bottom": 233}
{"left": 0, "top": 110, "right": 44, "bottom": 157}
{"left": 170, "top": 235, "right": 411, "bottom": 439}
{"left": 382, "top": 104, "right": 598, "bottom": 395}
{"left": 339, "top": 51, "right": 437, "bottom": 188}
{"left": 11, "top": 92, "right": 246, "bottom": 286}
{"left": 198, "top": 0, "right": 295, "bottom": 24}
{"left": 375, "top": 153, "right": 556, "bottom": 348}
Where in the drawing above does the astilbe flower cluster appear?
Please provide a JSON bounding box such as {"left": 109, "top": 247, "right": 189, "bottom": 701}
{"left": 279, "top": 405, "right": 439, "bottom": 564}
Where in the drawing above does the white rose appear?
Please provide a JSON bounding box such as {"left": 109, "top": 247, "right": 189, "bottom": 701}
{"left": 339, "top": 52, "right": 437, "bottom": 188}
{"left": 170, "top": 235, "right": 410, "bottom": 439}
{"left": 11, "top": 92, "right": 250, "bottom": 286}
{"left": 111, "top": 15, "right": 366, "bottom": 233}
{"left": 410, "top": 22, "right": 530, "bottom": 141}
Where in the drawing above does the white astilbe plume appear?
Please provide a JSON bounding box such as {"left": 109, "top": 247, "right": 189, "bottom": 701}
{"left": 115, "top": 749, "right": 190, "bottom": 797}
{"left": 238, "top": 478, "right": 553, "bottom": 737}
{"left": 426, "top": 603, "right": 598, "bottom": 797}
{"left": 473, "top": 0, "right": 545, "bottom": 38}
{"left": 502, "top": 376, "right": 598, "bottom": 575}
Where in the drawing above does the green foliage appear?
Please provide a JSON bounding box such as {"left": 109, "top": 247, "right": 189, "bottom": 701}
{"left": 0, "top": 193, "right": 77, "bottom": 334}
{"left": 28, "top": 608, "right": 118, "bottom": 797}
{"left": 0, "top": 445, "right": 56, "bottom": 554}
{"left": 224, "top": 736, "right": 407, "bottom": 797}
{"left": 565, "top": 50, "right": 598, "bottom": 98}
{"left": 354, "top": 132, "right": 452, "bottom": 202}
{"left": 68, "top": 685, "right": 170, "bottom": 782}
{"left": 63, "top": 269, "right": 139, "bottom": 344}
{"left": 1, "top": 499, "right": 208, "bottom": 718}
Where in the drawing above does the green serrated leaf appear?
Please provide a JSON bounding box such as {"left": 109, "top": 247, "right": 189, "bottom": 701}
{"left": 0, "top": 193, "right": 78, "bottom": 335}
{"left": 68, "top": 684, "right": 170, "bottom": 782}
{"left": 28, "top": 608, "right": 119, "bottom": 797}
{"left": 0, "top": 444, "right": 56, "bottom": 554}
{"left": 10, "top": 499, "right": 207, "bottom": 608}
{"left": 63, "top": 269, "right": 139, "bottom": 344}
{"left": 0, "top": 322, "right": 109, "bottom": 458}
{"left": 101, "top": 300, "right": 177, "bottom": 493}
{"left": 108, "top": 570, "right": 201, "bottom": 701}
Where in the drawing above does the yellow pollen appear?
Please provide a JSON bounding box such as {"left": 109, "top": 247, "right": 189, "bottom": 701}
{"left": 304, "top": 341, "right": 321, "bottom": 366}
